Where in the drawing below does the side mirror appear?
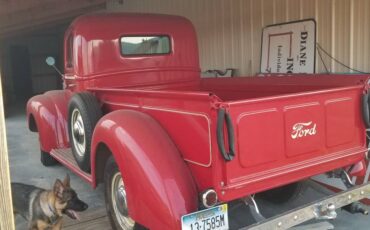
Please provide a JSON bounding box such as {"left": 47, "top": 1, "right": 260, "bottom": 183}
{"left": 45, "top": 56, "right": 63, "bottom": 78}
{"left": 45, "top": 56, "right": 56, "bottom": 66}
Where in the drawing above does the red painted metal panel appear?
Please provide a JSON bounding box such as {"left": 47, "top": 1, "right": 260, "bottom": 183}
{"left": 326, "top": 98, "right": 355, "bottom": 147}
{"left": 91, "top": 110, "right": 197, "bottom": 229}
{"left": 284, "top": 102, "right": 324, "bottom": 157}
{"left": 95, "top": 88, "right": 217, "bottom": 191}
{"left": 144, "top": 108, "right": 212, "bottom": 167}
{"left": 26, "top": 90, "right": 71, "bottom": 152}
{"left": 217, "top": 85, "right": 367, "bottom": 201}
{"left": 63, "top": 13, "right": 200, "bottom": 91}
{"left": 237, "top": 109, "right": 284, "bottom": 168}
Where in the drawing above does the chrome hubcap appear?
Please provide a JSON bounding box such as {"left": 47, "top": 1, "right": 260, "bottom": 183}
{"left": 71, "top": 108, "right": 86, "bottom": 157}
{"left": 111, "top": 172, "right": 135, "bottom": 229}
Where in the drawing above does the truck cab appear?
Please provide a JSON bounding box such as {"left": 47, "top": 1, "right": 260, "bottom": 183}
{"left": 63, "top": 13, "right": 200, "bottom": 91}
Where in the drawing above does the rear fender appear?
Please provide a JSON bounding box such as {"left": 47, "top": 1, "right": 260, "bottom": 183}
{"left": 91, "top": 110, "right": 198, "bottom": 230}
{"left": 26, "top": 90, "right": 70, "bottom": 152}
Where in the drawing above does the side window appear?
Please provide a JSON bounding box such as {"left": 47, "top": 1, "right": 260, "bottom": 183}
{"left": 66, "top": 34, "right": 74, "bottom": 68}
{"left": 120, "top": 35, "right": 171, "bottom": 56}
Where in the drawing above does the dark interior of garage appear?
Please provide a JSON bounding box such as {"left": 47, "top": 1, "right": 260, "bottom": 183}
{"left": 1, "top": 24, "right": 67, "bottom": 105}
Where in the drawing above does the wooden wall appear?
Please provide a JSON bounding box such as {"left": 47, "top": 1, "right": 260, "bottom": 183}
{"left": 107, "top": 0, "right": 370, "bottom": 75}
{"left": 0, "top": 69, "right": 14, "bottom": 229}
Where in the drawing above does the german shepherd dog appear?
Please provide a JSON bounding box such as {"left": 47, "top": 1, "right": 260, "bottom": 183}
{"left": 12, "top": 175, "right": 88, "bottom": 230}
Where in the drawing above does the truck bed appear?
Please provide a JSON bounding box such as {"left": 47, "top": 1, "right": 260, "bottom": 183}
{"left": 200, "top": 74, "right": 368, "bottom": 101}
{"left": 150, "top": 74, "right": 368, "bottom": 102}
{"left": 93, "top": 74, "right": 369, "bottom": 201}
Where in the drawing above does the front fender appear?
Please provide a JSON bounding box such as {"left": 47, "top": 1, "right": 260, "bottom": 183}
{"left": 91, "top": 110, "right": 198, "bottom": 230}
{"left": 26, "top": 90, "right": 70, "bottom": 152}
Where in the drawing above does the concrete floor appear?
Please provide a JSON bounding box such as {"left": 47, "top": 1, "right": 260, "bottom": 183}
{"left": 7, "top": 104, "right": 370, "bottom": 229}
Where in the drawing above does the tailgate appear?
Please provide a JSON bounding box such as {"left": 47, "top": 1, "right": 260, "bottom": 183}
{"left": 216, "top": 86, "right": 367, "bottom": 201}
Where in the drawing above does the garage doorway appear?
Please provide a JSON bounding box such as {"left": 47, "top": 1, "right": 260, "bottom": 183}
{"left": 1, "top": 24, "right": 68, "bottom": 107}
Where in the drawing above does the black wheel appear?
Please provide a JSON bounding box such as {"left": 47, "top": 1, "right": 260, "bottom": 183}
{"left": 256, "top": 182, "right": 304, "bottom": 204}
{"left": 104, "top": 157, "right": 146, "bottom": 230}
{"left": 68, "top": 92, "right": 102, "bottom": 172}
{"left": 40, "top": 150, "right": 58, "bottom": 166}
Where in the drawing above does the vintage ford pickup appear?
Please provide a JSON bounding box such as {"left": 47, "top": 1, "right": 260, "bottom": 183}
{"left": 27, "top": 13, "right": 370, "bottom": 230}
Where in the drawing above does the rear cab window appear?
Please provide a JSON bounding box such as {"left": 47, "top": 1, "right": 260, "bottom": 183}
{"left": 120, "top": 35, "right": 171, "bottom": 56}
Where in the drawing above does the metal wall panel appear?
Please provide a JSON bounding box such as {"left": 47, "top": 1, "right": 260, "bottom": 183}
{"left": 107, "top": 0, "right": 370, "bottom": 75}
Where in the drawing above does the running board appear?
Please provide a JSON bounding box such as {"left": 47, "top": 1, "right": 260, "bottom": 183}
{"left": 243, "top": 182, "right": 370, "bottom": 230}
{"left": 50, "top": 148, "right": 93, "bottom": 184}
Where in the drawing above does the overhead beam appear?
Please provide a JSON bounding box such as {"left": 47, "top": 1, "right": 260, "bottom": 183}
{"left": 0, "top": 0, "right": 53, "bottom": 15}
{"left": 0, "top": 0, "right": 107, "bottom": 37}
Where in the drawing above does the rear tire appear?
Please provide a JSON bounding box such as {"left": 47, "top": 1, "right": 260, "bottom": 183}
{"left": 257, "top": 182, "right": 304, "bottom": 204}
{"left": 40, "top": 150, "right": 58, "bottom": 166}
{"left": 104, "top": 157, "right": 146, "bottom": 230}
{"left": 68, "top": 92, "right": 102, "bottom": 172}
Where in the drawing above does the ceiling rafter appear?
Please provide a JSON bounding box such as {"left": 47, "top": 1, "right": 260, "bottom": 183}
{"left": 0, "top": 0, "right": 108, "bottom": 37}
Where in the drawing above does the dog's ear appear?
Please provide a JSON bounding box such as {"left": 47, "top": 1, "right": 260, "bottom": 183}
{"left": 63, "top": 174, "right": 70, "bottom": 187}
{"left": 53, "top": 179, "right": 64, "bottom": 198}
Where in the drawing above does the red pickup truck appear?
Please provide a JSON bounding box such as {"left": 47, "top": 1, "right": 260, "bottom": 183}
{"left": 27, "top": 13, "right": 370, "bottom": 230}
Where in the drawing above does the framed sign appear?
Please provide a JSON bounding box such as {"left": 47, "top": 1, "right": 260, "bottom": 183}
{"left": 260, "top": 19, "right": 316, "bottom": 74}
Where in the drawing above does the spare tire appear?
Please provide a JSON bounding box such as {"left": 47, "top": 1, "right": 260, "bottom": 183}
{"left": 68, "top": 92, "right": 102, "bottom": 172}
{"left": 256, "top": 182, "right": 304, "bottom": 204}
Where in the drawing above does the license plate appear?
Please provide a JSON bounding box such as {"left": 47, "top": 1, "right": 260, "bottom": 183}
{"left": 181, "top": 204, "right": 229, "bottom": 230}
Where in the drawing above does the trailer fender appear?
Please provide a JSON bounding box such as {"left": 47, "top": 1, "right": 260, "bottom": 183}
{"left": 348, "top": 160, "right": 367, "bottom": 178}
{"left": 26, "top": 90, "right": 70, "bottom": 152}
{"left": 91, "top": 110, "right": 198, "bottom": 230}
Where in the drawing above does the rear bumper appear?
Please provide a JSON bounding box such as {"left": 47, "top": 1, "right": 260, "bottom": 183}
{"left": 243, "top": 182, "right": 370, "bottom": 230}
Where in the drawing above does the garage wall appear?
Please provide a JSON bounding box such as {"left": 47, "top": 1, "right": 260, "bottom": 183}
{"left": 107, "top": 0, "right": 370, "bottom": 76}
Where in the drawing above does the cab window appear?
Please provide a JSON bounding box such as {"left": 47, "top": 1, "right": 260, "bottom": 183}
{"left": 120, "top": 36, "right": 171, "bottom": 56}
